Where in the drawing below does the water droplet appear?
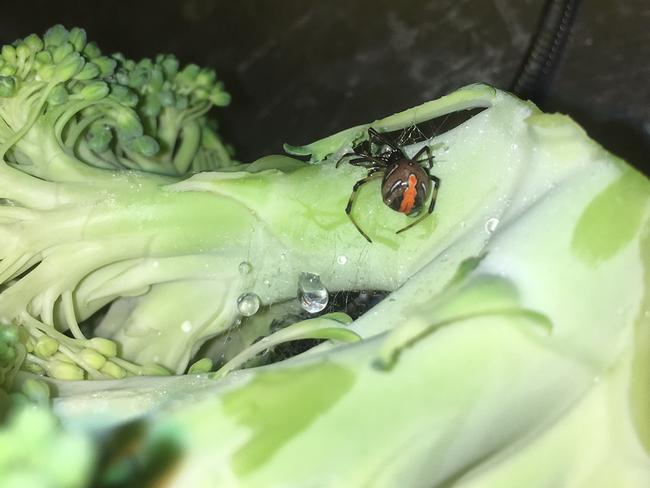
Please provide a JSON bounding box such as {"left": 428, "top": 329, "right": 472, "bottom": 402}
{"left": 237, "top": 292, "right": 261, "bottom": 317}
{"left": 298, "top": 272, "right": 329, "bottom": 314}
{"left": 151, "top": 260, "right": 160, "bottom": 268}
{"left": 263, "top": 279, "right": 271, "bottom": 287}
{"left": 181, "top": 320, "right": 193, "bottom": 333}
{"left": 238, "top": 261, "right": 252, "bottom": 275}
{"left": 485, "top": 217, "right": 500, "bottom": 234}
{"left": 337, "top": 255, "right": 348, "bottom": 265}
{"left": 280, "top": 250, "right": 288, "bottom": 260}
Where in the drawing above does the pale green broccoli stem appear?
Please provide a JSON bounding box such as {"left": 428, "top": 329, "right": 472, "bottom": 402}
{"left": 63, "top": 112, "right": 103, "bottom": 148}
{"left": 0, "top": 81, "right": 56, "bottom": 160}
{"left": 212, "top": 313, "right": 359, "bottom": 379}
{"left": 173, "top": 120, "right": 201, "bottom": 174}
{"left": 155, "top": 107, "right": 180, "bottom": 160}
{"left": 61, "top": 290, "right": 86, "bottom": 340}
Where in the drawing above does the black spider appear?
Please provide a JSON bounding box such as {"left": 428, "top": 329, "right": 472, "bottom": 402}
{"left": 337, "top": 127, "right": 440, "bottom": 242}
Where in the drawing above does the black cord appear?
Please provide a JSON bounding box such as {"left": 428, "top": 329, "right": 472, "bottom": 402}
{"left": 511, "top": 0, "right": 581, "bottom": 103}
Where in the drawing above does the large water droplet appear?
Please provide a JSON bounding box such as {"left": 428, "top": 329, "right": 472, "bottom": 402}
{"left": 485, "top": 217, "right": 500, "bottom": 234}
{"left": 298, "top": 272, "right": 329, "bottom": 314}
{"left": 237, "top": 292, "right": 261, "bottom": 317}
{"left": 238, "top": 261, "right": 252, "bottom": 275}
{"left": 337, "top": 255, "right": 348, "bottom": 265}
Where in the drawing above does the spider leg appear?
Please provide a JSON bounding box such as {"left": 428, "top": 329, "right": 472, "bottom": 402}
{"left": 345, "top": 171, "right": 382, "bottom": 243}
{"left": 395, "top": 174, "right": 441, "bottom": 235}
{"left": 413, "top": 144, "right": 434, "bottom": 170}
{"left": 335, "top": 152, "right": 358, "bottom": 168}
{"left": 368, "top": 127, "right": 400, "bottom": 152}
{"left": 349, "top": 156, "right": 386, "bottom": 168}
{"left": 337, "top": 152, "right": 386, "bottom": 168}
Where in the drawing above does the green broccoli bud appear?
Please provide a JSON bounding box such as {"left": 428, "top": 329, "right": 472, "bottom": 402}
{"left": 67, "top": 27, "right": 87, "bottom": 52}
{"left": 99, "top": 361, "right": 126, "bottom": 379}
{"left": 0, "top": 65, "right": 15, "bottom": 77}
{"left": 113, "top": 110, "right": 144, "bottom": 139}
{"left": 43, "top": 24, "right": 69, "bottom": 47}
{"left": 148, "top": 65, "right": 164, "bottom": 90}
{"left": 0, "top": 76, "right": 16, "bottom": 97}
{"left": 47, "top": 84, "right": 69, "bottom": 105}
{"left": 24, "top": 33, "right": 44, "bottom": 53}
{"left": 128, "top": 64, "right": 151, "bottom": 89}
{"left": 73, "top": 61, "right": 99, "bottom": 81}
{"left": 93, "top": 56, "right": 116, "bottom": 77}
{"left": 21, "top": 378, "right": 50, "bottom": 405}
{"left": 15, "top": 43, "right": 31, "bottom": 66}
{"left": 125, "top": 135, "right": 159, "bottom": 157}
{"left": 209, "top": 85, "right": 231, "bottom": 106}
{"left": 51, "top": 52, "right": 84, "bottom": 83}
{"left": 188, "top": 358, "right": 213, "bottom": 374}
{"left": 34, "top": 50, "right": 52, "bottom": 65}
{"left": 159, "top": 54, "right": 179, "bottom": 78}
{"left": 1, "top": 45, "right": 16, "bottom": 65}
{"left": 78, "top": 348, "right": 106, "bottom": 370}
{"left": 0, "top": 325, "right": 20, "bottom": 346}
{"left": 87, "top": 123, "right": 113, "bottom": 152}
{"left": 77, "top": 80, "right": 109, "bottom": 100}
{"left": 47, "top": 361, "right": 84, "bottom": 380}
{"left": 142, "top": 93, "right": 162, "bottom": 117}
{"left": 51, "top": 42, "right": 75, "bottom": 64}
{"left": 36, "top": 63, "right": 55, "bottom": 81}
{"left": 34, "top": 337, "right": 59, "bottom": 359}
{"left": 0, "top": 342, "right": 13, "bottom": 365}
{"left": 109, "top": 84, "right": 138, "bottom": 107}
{"left": 159, "top": 89, "right": 175, "bottom": 107}
{"left": 82, "top": 41, "right": 101, "bottom": 59}
{"left": 85, "top": 338, "right": 117, "bottom": 357}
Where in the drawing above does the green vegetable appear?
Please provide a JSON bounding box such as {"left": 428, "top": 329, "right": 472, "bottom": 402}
{"left": 50, "top": 84, "right": 649, "bottom": 487}
{"left": 0, "top": 407, "right": 93, "bottom": 488}
{"left": 0, "top": 26, "right": 648, "bottom": 488}
{"left": 0, "top": 25, "right": 236, "bottom": 381}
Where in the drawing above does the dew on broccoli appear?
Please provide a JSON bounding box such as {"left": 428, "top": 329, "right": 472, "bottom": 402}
{"left": 298, "top": 272, "right": 329, "bottom": 314}
{"left": 236, "top": 292, "right": 261, "bottom": 317}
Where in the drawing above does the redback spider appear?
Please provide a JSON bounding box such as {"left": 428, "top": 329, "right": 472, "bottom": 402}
{"left": 336, "top": 127, "right": 441, "bottom": 242}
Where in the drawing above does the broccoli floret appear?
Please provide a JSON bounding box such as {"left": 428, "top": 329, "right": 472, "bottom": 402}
{"left": 0, "top": 24, "right": 233, "bottom": 179}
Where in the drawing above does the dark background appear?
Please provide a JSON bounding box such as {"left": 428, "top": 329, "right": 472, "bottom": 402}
{"left": 1, "top": 0, "right": 648, "bottom": 173}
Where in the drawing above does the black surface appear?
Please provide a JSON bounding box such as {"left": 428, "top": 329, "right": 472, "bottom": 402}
{"left": 1, "top": 0, "right": 647, "bottom": 173}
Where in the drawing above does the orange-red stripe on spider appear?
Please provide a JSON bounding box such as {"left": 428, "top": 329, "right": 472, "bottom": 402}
{"left": 399, "top": 174, "right": 417, "bottom": 214}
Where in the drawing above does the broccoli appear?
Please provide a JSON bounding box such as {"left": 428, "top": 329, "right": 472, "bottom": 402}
{"left": 0, "top": 25, "right": 241, "bottom": 381}
{"left": 0, "top": 25, "right": 649, "bottom": 488}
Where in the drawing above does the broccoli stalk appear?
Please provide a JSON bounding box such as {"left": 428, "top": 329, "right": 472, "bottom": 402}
{"left": 48, "top": 86, "right": 649, "bottom": 487}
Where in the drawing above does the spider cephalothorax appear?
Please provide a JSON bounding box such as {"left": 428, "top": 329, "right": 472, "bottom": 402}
{"left": 336, "top": 127, "right": 441, "bottom": 242}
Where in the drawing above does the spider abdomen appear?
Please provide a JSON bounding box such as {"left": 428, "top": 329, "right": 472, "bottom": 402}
{"left": 381, "top": 160, "right": 430, "bottom": 216}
